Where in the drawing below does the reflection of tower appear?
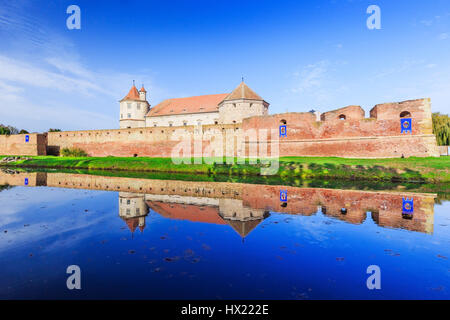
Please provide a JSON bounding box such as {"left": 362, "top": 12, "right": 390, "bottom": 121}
{"left": 218, "top": 199, "right": 269, "bottom": 237}
{"left": 119, "top": 192, "right": 149, "bottom": 233}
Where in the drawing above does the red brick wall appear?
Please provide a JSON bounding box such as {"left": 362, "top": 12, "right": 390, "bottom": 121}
{"left": 242, "top": 98, "right": 439, "bottom": 158}
{"left": 0, "top": 133, "right": 47, "bottom": 156}
{"left": 0, "top": 98, "right": 439, "bottom": 158}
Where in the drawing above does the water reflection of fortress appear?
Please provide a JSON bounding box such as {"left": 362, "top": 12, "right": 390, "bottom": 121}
{"left": 0, "top": 171, "right": 436, "bottom": 235}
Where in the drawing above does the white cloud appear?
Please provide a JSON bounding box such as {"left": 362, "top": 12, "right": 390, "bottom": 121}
{"left": 0, "top": 55, "right": 107, "bottom": 97}
{"left": 0, "top": 1, "right": 169, "bottom": 132}
{"left": 420, "top": 20, "right": 433, "bottom": 27}
{"left": 291, "top": 60, "right": 329, "bottom": 94}
{"left": 438, "top": 33, "right": 449, "bottom": 40}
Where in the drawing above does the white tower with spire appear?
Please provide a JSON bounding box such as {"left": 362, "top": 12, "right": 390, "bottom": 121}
{"left": 119, "top": 81, "right": 150, "bottom": 129}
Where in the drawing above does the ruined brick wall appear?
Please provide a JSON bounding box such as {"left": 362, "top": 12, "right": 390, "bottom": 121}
{"left": 243, "top": 98, "right": 439, "bottom": 158}
{"left": 0, "top": 98, "right": 440, "bottom": 158}
{"left": 0, "top": 133, "right": 47, "bottom": 156}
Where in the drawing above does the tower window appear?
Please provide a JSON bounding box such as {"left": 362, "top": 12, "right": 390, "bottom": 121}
{"left": 121, "top": 114, "right": 123, "bottom": 119}
{"left": 127, "top": 113, "right": 131, "bottom": 118}
{"left": 127, "top": 103, "right": 131, "bottom": 109}
{"left": 339, "top": 114, "right": 346, "bottom": 120}
{"left": 137, "top": 104, "right": 140, "bottom": 110}
{"left": 183, "top": 121, "right": 187, "bottom": 126}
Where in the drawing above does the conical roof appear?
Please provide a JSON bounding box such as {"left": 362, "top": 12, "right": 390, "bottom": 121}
{"left": 120, "top": 85, "right": 140, "bottom": 101}
{"left": 222, "top": 81, "right": 263, "bottom": 101}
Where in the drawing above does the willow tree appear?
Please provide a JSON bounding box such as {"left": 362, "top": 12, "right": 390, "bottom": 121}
{"left": 432, "top": 113, "right": 450, "bottom": 146}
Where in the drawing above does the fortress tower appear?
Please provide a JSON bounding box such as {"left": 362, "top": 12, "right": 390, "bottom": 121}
{"left": 218, "top": 81, "right": 269, "bottom": 124}
{"left": 119, "top": 83, "right": 150, "bottom": 128}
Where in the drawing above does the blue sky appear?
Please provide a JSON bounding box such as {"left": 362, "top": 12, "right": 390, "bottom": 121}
{"left": 0, "top": 0, "right": 449, "bottom": 132}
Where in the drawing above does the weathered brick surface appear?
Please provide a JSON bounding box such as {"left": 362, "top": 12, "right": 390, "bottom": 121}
{"left": 0, "top": 133, "right": 47, "bottom": 156}
{"left": 0, "top": 98, "right": 440, "bottom": 158}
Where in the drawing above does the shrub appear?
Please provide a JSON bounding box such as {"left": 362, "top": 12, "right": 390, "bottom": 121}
{"left": 61, "top": 147, "right": 88, "bottom": 157}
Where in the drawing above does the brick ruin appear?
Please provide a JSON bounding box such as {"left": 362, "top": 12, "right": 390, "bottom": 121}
{"left": 0, "top": 98, "right": 440, "bottom": 158}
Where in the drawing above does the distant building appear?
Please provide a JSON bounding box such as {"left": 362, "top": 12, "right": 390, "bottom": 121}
{"left": 120, "top": 81, "right": 269, "bottom": 128}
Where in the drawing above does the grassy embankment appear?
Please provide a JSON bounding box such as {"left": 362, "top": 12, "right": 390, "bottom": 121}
{"left": 0, "top": 155, "right": 449, "bottom": 184}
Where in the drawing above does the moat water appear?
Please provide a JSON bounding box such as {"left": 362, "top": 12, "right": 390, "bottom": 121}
{"left": 0, "top": 170, "right": 449, "bottom": 299}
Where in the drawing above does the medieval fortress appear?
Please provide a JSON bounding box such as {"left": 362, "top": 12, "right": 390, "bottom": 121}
{"left": 120, "top": 81, "right": 269, "bottom": 128}
{"left": 0, "top": 81, "right": 441, "bottom": 158}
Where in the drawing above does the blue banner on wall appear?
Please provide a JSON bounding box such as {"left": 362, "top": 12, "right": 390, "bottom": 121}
{"left": 25, "top": 135, "right": 29, "bottom": 142}
{"left": 24, "top": 178, "right": 28, "bottom": 186}
{"left": 402, "top": 197, "right": 414, "bottom": 214}
{"left": 280, "top": 190, "right": 287, "bottom": 202}
{"left": 400, "top": 118, "right": 412, "bottom": 134}
{"left": 279, "top": 125, "right": 287, "bottom": 137}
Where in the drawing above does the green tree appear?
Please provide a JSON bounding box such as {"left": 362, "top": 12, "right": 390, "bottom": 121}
{"left": 432, "top": 113, "right": 450, "bottom": 146}
{"left": 0, "top": 126, "right": 10, "bottom": 135}
{"left": 48, "top": 128, "right": 62, "bottom": 132}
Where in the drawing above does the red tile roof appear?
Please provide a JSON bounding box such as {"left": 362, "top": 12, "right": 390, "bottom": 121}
{"left": 222, "top": 81, "right": 262, "bottom": 101}
{"left": 120, "top": 85, "right": 140, "bottom": 101}
{"left": 139, "top": 85, "right": 146, "bottom": 93}
{"left": 146, "top": 93, "right": 228, "bottom": 117}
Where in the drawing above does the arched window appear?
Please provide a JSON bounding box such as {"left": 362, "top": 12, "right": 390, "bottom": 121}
{"left": 339, "top": 114, "right": 346, "bottom": 120}
{"left": 280, "top": 119, "right": 287, "bottom": 125}
{"left": 400, "top": 111, "right": 411, "bottom": 118}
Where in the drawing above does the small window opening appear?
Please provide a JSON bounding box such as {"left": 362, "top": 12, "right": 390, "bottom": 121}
{"left": 400, "top": 111, "right": 411, "bottom": 118}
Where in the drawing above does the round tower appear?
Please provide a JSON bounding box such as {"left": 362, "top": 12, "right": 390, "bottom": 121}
{"left": 218, "top": 81, "right": 269, "bottom": 124}
{"left": 119, "top": 82, "right": 150, "bottom": 129}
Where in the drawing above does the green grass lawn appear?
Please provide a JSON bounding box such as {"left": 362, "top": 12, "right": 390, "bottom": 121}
{"left": 1, "top": 155, "right": 449, "bottom": 183}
